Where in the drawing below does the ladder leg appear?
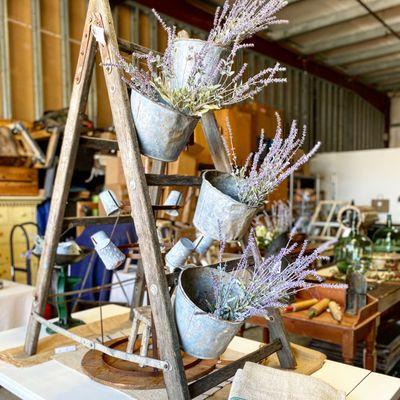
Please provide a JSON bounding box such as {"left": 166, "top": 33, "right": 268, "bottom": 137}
{"left": 267, "top": 308, "right": 296, "bottom": 369}
{"left": 201, "top": 111, "right": 231, "bottom": 173}
{"left": 130, "top": 160, "right": 166, "bottom": 315}
{"left": 24, "top": 6, "right": 98, "bottom": 356}
{"left": 95, "top": 2, "right": 189, "bottom": 398}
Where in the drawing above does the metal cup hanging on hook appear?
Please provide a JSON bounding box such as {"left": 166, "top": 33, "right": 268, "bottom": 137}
{"left": 193, "top": 235, "right": 214, "bottom": 256}
{"left": 99, "top": 189, "right": 122, "bottom": 216}
{"left": 165, "top": 237, "right": 194, "bottom": 272}
{"left": 163, "top": 190, "right": 182, "bottom": 217}
{"left": 91, "top": 231, "right": 126, "bottom": 270}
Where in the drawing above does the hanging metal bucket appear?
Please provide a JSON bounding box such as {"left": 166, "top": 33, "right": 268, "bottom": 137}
{"left": 170, "top": 38, "right": 226, "bottom": 90}
{"left": 174, "top": 266, "right": 243, "bottom": 359}
{"left": 165, "top": 237, "right": 194, "bottom": 272}
{"left": 193, "top": 170, "right": 258, "bottom": 241}
{"left": 130, "top": 90, "right": 199, "bottom": 162}
{"left": 99, "top": 189, "right": 122, "bottom": 216}
{"left": 193, "top": 235, "right": 214, "bottom": 256}
{"left": 91, "top": 231, "right": 126, "bottom": 271}
{"left": 163, "top": 190, "right": 182, "bottom": 217}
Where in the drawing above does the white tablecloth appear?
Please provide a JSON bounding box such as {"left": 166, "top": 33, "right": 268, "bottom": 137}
{"left": 0, "top": 280, "right": 34, "bottom": 331}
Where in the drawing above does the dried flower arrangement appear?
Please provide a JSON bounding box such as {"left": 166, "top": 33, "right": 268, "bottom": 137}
{"left": 223, "top": 113, "right": 321, "bottom": 207}
{"left": 208, "top": 0, "right": 288, "bottom": 46}
{"left": 207, "top": 232, "right": 345, "bottom": 322}
{"left": 109, "top": 0, "right": 288, "bottom": 117}
{"left": 255, "top": 201, "right": 291, "bottom": 250}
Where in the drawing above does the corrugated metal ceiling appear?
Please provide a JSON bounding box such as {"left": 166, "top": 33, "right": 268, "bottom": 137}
{"left": 204, "top": 0, "right": 400, "bottom": 93}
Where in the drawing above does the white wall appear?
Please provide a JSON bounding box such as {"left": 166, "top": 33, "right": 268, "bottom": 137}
{"left": 309, "top": 148, "right": 400, "bottom": 223}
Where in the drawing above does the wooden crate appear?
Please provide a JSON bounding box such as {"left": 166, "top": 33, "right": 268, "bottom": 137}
{"left": 0, "top": 166, "right": 39, "bottom": 196}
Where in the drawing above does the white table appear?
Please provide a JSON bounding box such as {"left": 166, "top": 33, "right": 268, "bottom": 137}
{"left": 0, "top": 305, "right": 399, "bottom": 400}
{"left": 0, "top": 280, "right": 35, "bottom": 332}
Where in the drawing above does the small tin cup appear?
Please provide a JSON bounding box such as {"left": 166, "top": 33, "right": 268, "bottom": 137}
{"left": 99, "top": 189, "right": 122, "bottom": 216}
{"left": 164, "top": 190, "right": 182, "bottom": 217}
{"left": 165, "top": 237, "right": 194, "bottom": 272}
{"left": 193, "top": 235, "right": 214, "bottom": 256}
{"left": 91, "top": 231, "right": 126, "bottom": 270}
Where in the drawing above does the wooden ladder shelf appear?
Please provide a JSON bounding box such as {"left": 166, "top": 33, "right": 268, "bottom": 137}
{"left": 23, "top": 1, "right": 295, "bottom": 398}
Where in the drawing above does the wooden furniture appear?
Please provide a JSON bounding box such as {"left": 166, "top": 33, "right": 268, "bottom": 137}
{"left": 0, "top": 196, "right": 43, "bottom": 282}
{"left": 0, "top": 306, "right": 399, "bottom": 399}
{"left": 23, "top": 2, "right": 295, "bottom": 399}
{"left": 0, "top": 166, "right": 38, "bottom": 196}
{"left": 250, "top": 286, "right": 380, "bottom": 371}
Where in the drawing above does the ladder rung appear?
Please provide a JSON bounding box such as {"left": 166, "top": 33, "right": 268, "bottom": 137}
{"left": 64, "top": 207, "right": 179, "bottom": 228}
{"left": 188, "top": 340, "right": 282, "bottom": 398}
{"left": 80, "top": 135, "right": 118, "bottom": 151}
{"left": 146, "top": 174, "right": 201, "bottom": 187}
{"left": 80, "top": 138, "right": 200, "bottom": 187}
{"left": 117, "top": 37, "right": 161, "bottom": 56}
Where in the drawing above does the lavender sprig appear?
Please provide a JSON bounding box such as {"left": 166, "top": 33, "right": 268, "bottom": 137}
{"left": 109, "top": 10, "right": 286, "bottom": 117}
{"left": 208, "top": 0, "right": 288, "bottom": 46}
{"left": 209, "top": 231, "right": 346, "bottom": 322}
{"left": 223, "top": 113, "right": 320, "bottom": 207}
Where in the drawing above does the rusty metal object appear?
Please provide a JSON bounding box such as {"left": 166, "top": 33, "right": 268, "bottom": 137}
{"left": 32, "top": 313, "right": 168, "bottom": 370}
{"left": 81, "top": 336, "right": 217, "bottom": 389}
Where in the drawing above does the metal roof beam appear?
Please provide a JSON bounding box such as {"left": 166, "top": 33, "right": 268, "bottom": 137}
{"left": 346, "top": 57, "right": 400, "bottom": 75}
{"left": 376, "top": 82, "right": 400, "bottom": 91}
{"left": 268, "top": 0, "right": 400, "bottom": 41}
{"left": 302, "top": 20, "right": 400, "bottom": 54}
{"left": 363, "top": 70, "right": 400, "bottom": 84}
{"left": 327, "top": 42, "right": 400, "bottom": 66}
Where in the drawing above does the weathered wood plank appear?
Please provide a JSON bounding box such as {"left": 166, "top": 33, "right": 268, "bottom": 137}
{"left": 80, "top": 135, "right": 118, "bottom": 151}
{"left": 24, "top": 3, "right": 98, "bottom": 356}
{"left": 188, "top": 340, "right": 282, "bottom": 398}
{"left": 146, "top": 173, "right": 201, "bottom": 187}
{"left": 63, "top": 207, "right": 180, "bottom": 227}
{"left": 117, "top": 36, "right": 160, "bottom": 56}
{"left": 96, "top": 1, "right": 189, "bottom": 398}
{"left": 266, "top": 308, "right": 297, "bottom": 369}
{"left": 201, "top": 112, "right": 231, "bottom": 173}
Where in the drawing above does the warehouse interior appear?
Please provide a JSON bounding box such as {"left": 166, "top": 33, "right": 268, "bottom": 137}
{"left": 1, "top": 0, "right": 400, "bottom": 399}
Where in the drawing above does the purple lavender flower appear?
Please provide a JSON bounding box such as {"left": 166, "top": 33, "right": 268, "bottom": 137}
{"left": 210, "top": 231, "right": 346, "bottom": 322}
{"left": 223, "top": 113, "right": 321, "bottom": 207}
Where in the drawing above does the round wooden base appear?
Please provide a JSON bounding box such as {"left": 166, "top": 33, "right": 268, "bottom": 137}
{"left": 81, "top": 337, "right": 217, "bottom": 390}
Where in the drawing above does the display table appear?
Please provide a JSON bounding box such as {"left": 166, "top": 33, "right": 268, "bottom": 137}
{"left": 0, "top": 280, "right": 35, "bottom": 331}
{"left": 0, "top": 305, "right": 399, "bottom": 399}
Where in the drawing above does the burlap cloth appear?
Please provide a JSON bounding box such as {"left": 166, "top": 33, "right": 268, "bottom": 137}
{"left": 229, "top": 361, "right": 345, "bottom": 400}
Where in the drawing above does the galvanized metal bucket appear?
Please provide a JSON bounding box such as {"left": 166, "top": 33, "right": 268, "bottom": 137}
{"left": 174, "top": 266, "right": 243, "bottom": 359}
{"left": 99, "top": 189, "right": 122, "bottom": 216}
{"left": 170, "top": 38, "right": 226, "bottom": 90}
{"left": 165, "top": 237, "right": 194, "bottom": 272}
{"left": 193, "top": 170, "right": 258, "bottom": 241}
{"left": 130, "top": 90, "right": 199, "bottom": 162}
{"left": 163, "top": 190, "right": 182, "bottom": 217}
{"left": 193, "top": 235, "right": 214, "bottom": 256}
{"left": 91, "top": 231, "right": 126, "bottom": 270}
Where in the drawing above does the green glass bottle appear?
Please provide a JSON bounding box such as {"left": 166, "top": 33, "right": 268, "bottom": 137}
{"left": 372, "top": 214, "right": 400, "bottom": 253}
{"left": 334, "top": 211, "right": 372, "bottom": 274}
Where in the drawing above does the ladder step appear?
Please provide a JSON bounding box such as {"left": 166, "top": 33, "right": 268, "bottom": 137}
{"left": 117, "top": 37, "right": 160, "bottom": 56}
{"left": 64, "top": 207, "right": 179, "bottom": 228}
{"left": 80, "top": 135, "right": 118, "bottom": 151}
{"left": 146, "top": 174, "right": 201, "bottom": 187}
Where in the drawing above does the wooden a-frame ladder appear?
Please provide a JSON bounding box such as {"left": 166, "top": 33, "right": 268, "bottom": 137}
{"left": 23, "top": 1, "right": 295, "bottom": 398}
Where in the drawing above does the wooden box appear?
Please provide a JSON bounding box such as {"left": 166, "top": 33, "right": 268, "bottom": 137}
{"left": 0, "top": 166, "right": 39, "bottom": 196}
